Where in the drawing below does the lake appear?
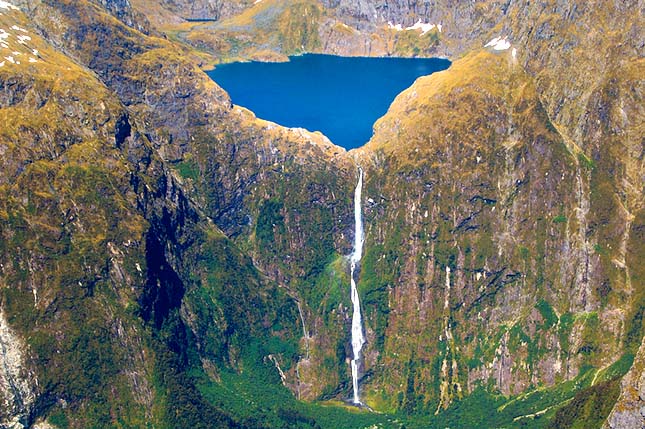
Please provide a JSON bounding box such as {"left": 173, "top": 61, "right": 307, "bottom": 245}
{"left": 208, "top": 54, "right": 451, "bottom": 150}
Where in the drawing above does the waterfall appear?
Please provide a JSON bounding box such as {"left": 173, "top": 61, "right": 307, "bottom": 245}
{"left": 350, "top": 168, "right": 366, "bottom": 404}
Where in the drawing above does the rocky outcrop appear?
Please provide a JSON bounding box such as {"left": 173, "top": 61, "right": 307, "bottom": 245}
{"left": 604, "top": 336, "right": 645, "bottom": 428}
{"left": 94, "top": 0, "right": 152, "bottom": 33}
{"left": 156, "top": 0, "right": 251, "bottom": 20}
{"left": 0, "top": 310, "right": 35, "bottom": 429}
{"left": 144, "top": 0, "right": 511, "bottom": 61}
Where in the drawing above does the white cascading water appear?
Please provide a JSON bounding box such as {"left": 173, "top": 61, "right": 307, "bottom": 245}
{"left": 350, "top": 168, "right": 366, "bottom": 404}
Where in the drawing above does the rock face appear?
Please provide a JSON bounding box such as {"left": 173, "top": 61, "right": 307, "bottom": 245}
{"left": 156, "top": 0, "right": 251, "bottom": 20}
{"left": 0, "top": 0, "right": 642, "bottom": 428}
{"left": 604, "top": 336, "right": 645, "bottom": 428}
{"left": 355, "top": 43, "right": 641, "bottom": 414}
{"left": 0, "top": 310, "right": 35, "bottom": 429}
{"left": 94, "top": 0, "right": 152, "bottom": 33}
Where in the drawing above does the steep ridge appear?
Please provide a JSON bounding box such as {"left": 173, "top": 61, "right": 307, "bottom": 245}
{"left": 0, "top": 6, "right": 154, "bottom": 424}
{"left": 486, "top": 4, "right": 644, "bottom": 423}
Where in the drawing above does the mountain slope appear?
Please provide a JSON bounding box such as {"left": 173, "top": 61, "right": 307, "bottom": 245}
{"left": 351, "top": 1, "right": 643, "bottom": 421}
{"left": 0, "top": 2, "right": 309, "bottom": 427}
{"left": 0, "top": 0, "right": 642, "bottom": 428}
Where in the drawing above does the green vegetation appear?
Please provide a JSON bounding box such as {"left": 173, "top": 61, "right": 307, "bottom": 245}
{"left": 593, "top": 243, "right": 608, "bottom": 255}
{"left": 536, "top": 299, "right": 558, "bottom": 328}
{"left": 190, "top": 0, "right": 323, "bottom": 61}
{"left": 578, "top": 312, "right": 601, "bottom": 359}
{"left": 359, "top": 243, "right": 397, "bottom": 351}
{"left": 552, "top": 214, "right": 567, "bottom": 223}
{"left": 175, "top": 159, "right": 200, "bottom": 181}
{"left": 277, "top": 1, "right": 322, "bottom": 53}
{"left": 256, "top": 198, "right": 286, "bottom": 247}
{"left": 558, "top": 312, "right": 575, "bottom": 355}
{"left": 307, "top": 254, "right": 348, "bottom": 315}
{"left": 392, "top": 29, "right": 441, "bottom": 57}
{"left": 547, "top": 379, "right": 620, "bottom": 429}
{"left": 577, "top": 152, "right": 596, "bottom": 170}
{"left": 164, "top": 350, "right": 627, "bottom": 429}
{"left": 407, "top": 367, "right": 605, "bottom": 429}
{"left": 193, "top": 362, "right": 392, "bottom": 429}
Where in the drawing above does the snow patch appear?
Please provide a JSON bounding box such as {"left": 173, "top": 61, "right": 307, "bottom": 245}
{"left": 28, "top": 57, "right": 36, "bottom": 63}
{"left": 0, "top": 1, "right": 18, "bottom": 11}
{"left": 387, "top": 22, "right": 402, "bottom": 31}
{"left": 389, "top": 21, "right": 442, "bottom": 34}
{"left": 0, "top": 61, "right": 4, "bottom": 67}
{"left": 406, "top": 21, "right": 439, "bottom": 35}
{"left": 16, "top": 34, "right": 30, "bottom": 44}
{"left": 4, "top": 55, "right": 14, "bottom": 63}
{"left": 11, "top": 25, "right": 27, "bottom": 33}
{"left": 485, "top": 36, "right": 511, "bottom": 51}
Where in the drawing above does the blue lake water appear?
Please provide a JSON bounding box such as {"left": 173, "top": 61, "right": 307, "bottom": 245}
{"left": 208, "top": 54, "right": 450, "bottom": 150}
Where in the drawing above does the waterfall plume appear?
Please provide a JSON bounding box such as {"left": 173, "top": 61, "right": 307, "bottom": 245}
{"left": 350, "top": 168, "right": 365, "bottom": 404}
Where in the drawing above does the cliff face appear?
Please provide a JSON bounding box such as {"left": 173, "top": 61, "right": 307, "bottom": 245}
{"left": 361, "top": 50, "right": 582, "bottom": 402}
{"left": 0, "top": 0, "right": 642, "bottom": 428}
{"left": 355, "top": 43, "right": 641, "bottom": 415}
{"left": 347, "top": 1, "right": 643, "bottom": 421}
{"left": 155, "top": 0, "right": 251, "bottom": 21}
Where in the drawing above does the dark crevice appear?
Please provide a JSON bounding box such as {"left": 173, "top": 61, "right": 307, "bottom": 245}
{"left": 114, "top": 113, "right": 131, "bottom": 149}
{"left": 139, "top": 231, "right": 185, "bottom": 329}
